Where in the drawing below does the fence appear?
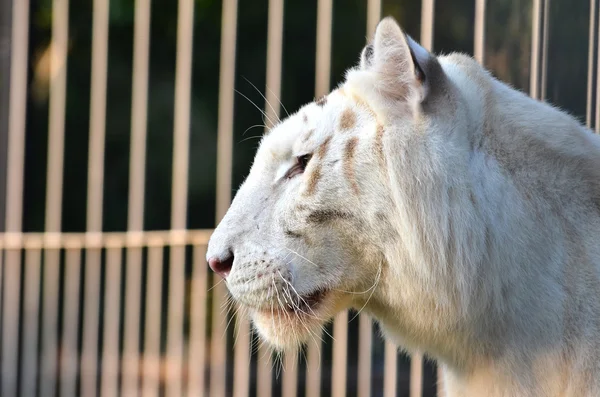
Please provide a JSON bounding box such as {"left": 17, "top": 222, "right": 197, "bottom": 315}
{"left": 0, "top": 0, "right": 593, "bottom": 396}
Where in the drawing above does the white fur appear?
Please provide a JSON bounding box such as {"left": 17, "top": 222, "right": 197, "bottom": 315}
{"left": 207, "top": 17, "right": 600, "bottom": 396}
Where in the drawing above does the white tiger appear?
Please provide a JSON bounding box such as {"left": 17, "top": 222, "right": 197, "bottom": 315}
{"left": 206, "top": 17, "right": 600, "bottom": 396}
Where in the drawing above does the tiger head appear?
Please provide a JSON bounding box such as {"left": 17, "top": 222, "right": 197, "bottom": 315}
{"left": 207, "top": 17, "right": 479, "bottom": 351}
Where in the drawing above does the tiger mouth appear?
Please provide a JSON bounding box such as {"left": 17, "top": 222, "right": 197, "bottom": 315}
{"left": 259, "top": 287, "right": 329, "bottom": 316}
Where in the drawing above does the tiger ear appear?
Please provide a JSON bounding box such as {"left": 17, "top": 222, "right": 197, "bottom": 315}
{"left": 360, "top": 17, "right": 438, "bottom": 104}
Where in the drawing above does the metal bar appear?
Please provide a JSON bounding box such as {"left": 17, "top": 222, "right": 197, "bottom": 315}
{"left": 315, "top": 0, "right": 333, "bottom": 97}
{"left": 1, "top": 0, "right": 29, "bottom": 389}
{"left": 357, "top": 315, "right": 372, "bottom": 397}
{"left": 331, "top": 311, "right": 348, "bottom": 397}
{"left": 209, "top": 277, "right": 228, "bottom": 397}
{"left": 40, "top": 248, "right": 60, "bottom": 395}
{"left": 80, "top": 0, "right": 110, "bottom": 393}
{"left": 40, "top": 0, "right": 69, "bottom": 393}
{"left": 100, "top": 246, "right": 122, "bottom": 397}
{"left": 166, "top": 244, "right": 185, "bottom": 397}
{"left": 142, "top": 245, "right": 164, "bottom": 397}
{"left": 305, "top": 333, "right": 321, "bottom": 397}
{"left": 122, "top": 0, "right": 151, "bottom": 391}
{"left": 474, "top": 0, "right": 486, "bottom": 64}
{"left": 1, "top": 249, "right": 21, "bottom": 397}
{"left": 420, "top": 0, "right": 435, "bottom": 51}
{"left": 215, "top": 0, "right": 238, "bottom": 221}
{"left": 530, "top": 0, "right": 542, "bottom": 99}
{"left": 595, "top": 1, "right": 600, "bottom": 132}
{"left": 121, "top": 247, "right": 142, "bottom": 397}
{"left": 166, "top": 0, "right": 195, "bottom": 394}
{"left": 4, "top": 0, "right": 28, "bottom": 236}
{"left": 383, "top": 341, "right": 397, "bottom": 397}
{"left": 282, "top": 352, "right": 298, "bottom": 397}
{"left": 256, "top": 344, "right": 272, "bottom": 397}
{"left": 212, "top": 0, "right": 239, "bottom": 396}
{"left": 232, "top": 314, "right": 251, "bottom": 397}
{"left": 87, "top": 0, "right": 109, "bottom": 234}
{"left": 587, "top": 0, "right": 597, "bottom": 128}
{"left": 437, "top": 364, "right": 445, "bottom": 397}
{"left": 186, "top": 245, "right": 208, "bottom": 396}
{"left": 127, "top": 0, "right": 151, "bottom": 234}
{"left": 0, "top": 0, "right": 13, "bottom": 233}
{"left": 122, "top": 0, "right": 151, "bottom": 388}
{"left": 20, "top": 248, "right": 42, "bottom": 397}
{"left": 366, "top": 0, "right": 381, "bottom": 39}
{"left": 540, "top": 0, "right": 550, "bottom": 100}
{"left": 45, "top": 0, "right": 68, "bottom": 234}
{"left": 410, "top": 353, "right": 423, "bottom": 397}
{"left": 253, "top": 0, "right": 285, "bottom": 393}
{"left": 170, "top": 20, "right": 191, "bottom": 397}
{"left": 60, "top": 247, "right": 82, "bottom": 397}
{"left": 81, "top": 247, "right": 102, "bottom": 397}
{"left": 263, "top": 0, "right": 284, "bottom": 131}
{"left": 305, "top": 3, "right": 333, "bottom": 396}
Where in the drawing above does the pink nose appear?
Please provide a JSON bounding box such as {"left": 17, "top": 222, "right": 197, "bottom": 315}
{"left": 208, "top": 252, "right": 234, "bottom": 278}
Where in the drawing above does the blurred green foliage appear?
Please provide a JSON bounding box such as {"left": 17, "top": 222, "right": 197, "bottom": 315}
{"left": 21, "top": 0, "right": 591, "bottom": 233}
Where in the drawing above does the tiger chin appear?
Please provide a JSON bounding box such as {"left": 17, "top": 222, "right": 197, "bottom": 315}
{"left": 207, "top": 16, "right": 600, "bottom": 397}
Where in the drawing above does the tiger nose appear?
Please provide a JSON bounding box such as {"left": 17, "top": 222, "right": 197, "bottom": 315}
{"left": 208, "top": 251, "right": 234, "bottom": 278}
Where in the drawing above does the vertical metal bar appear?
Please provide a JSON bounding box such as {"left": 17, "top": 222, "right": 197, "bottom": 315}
{"left": 81, "top": 247, "right": 101, "bottom": 397}
{"left": 3, "top": 0, "right": 28, "bottom": 237}
{"left": 0, "top": 0, "right": 13, "bottom": 233}
{"left": 530, "top": 0, "right": 542, "bottom": 99}
{"left": 209, "top": 279, "right": 228, "bottom": 397}
{"left": 215, "top": 0, "right": 238, "bottom": 221}
{"left": 100, "top": 246, "right": 122, "bottom": 397}
{"left": 366, "top": 0, "right": 381, "bottom": 39}
{"left": 1, "top": 248, "right": 21, "bottom": 397}
{"left": 306, "top": 3, "right": 333, "bottom": 396}
{"left": 1, "top": 0, "right": 28, "bottom": 393}
{"left": 437, "top": 363, "right": 445, "bottom": 397}
{"left": 331, "top": 311, "right": 348, "bottom": 397}
{"left": 408, "top": 2, "right": 435, "bottom": 395}
{"left": 420, "top": 0, "right": 435, "bottom": 51}
{"left": 282, "top": 352, "right": 298, "bottom": 397}
{"left": 20, "top": 248, "right": 42, "bottom": 397}
{"left": 40, "top": 247, "right": 60, "bottom": 396}
{"left": 254, "top": 0, "right": 284, "bottom": 394}
{"left": 60, "top": 247, "right": 82, "bottom": 397}
{"left": 383, "top": 341, "right": 397, "bottom": 397}
{"left": 305, "top": 335, "right": 321, "bottom": 397}
{"left": 232, "top": 315, "right": 251, "bottom": 397}
{"left": 263, "top": 0, "right": 284, "bottom": 131}
{"left": 40, "top": 0, "right": 70, "bottom": 393}
{"left": 87, "top": 0, "right": 109, "bottom": 234}
{"left": 142, "top": 245, "right": 164, "bottom": 397}
{"left": 166, "top": 0, "right": 195, "bottom": 395}
{"left": 410, "top": 353, "right": 423, "bottom": 397}
{"left": 540, "top": 0, "right": 550, "bottom": 100}
{"left": 357, "top": 315, "right": 372, "bottom": 397}
{"left": 256, "top": 345, "right": 272, "bottom": 397}
{"left": 81, "top": 0, "right": 109, "bottom": 395}
{"left": 595, "top": 1, "right": 600, "bottom": 133}
{"left": 186, "top": 245, "right": 208, "bottom": 396}
{"left": 358, "top": 7, "right": 379, "bottom": 397}
{"left": 212, "top": 0, "right": 238, "bottom": 396}
{"left": 315, "top": 0, "right": 332, "bottom": 97}
{"left": 122, "top": 0, "right": 151, "bottom": 393}
{"left": 474, "top": 0, "right": 486, "bottom": 64}
{"left": 587, "top": 0, "right": 597, "bottom": 128}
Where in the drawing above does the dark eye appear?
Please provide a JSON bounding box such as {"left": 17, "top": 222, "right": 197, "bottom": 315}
{"left": 287, "top": 154, "right": 313, "bottom": 179}
{"left": 298, "top": 154, "right": 312, "bottom": 169}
